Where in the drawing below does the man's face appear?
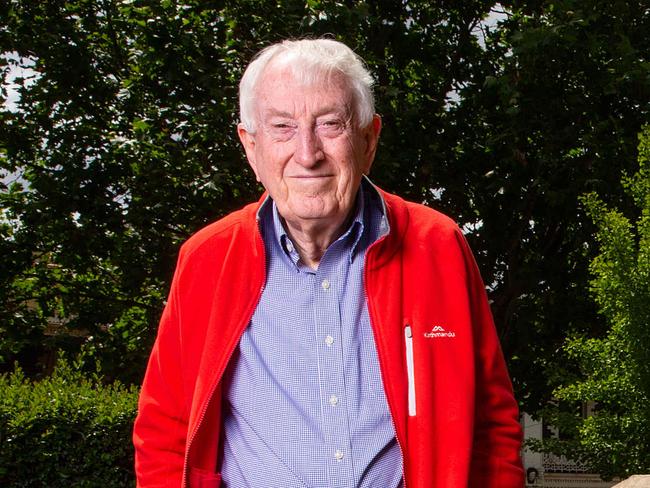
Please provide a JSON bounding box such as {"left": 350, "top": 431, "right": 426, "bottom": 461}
{"left": 238, "top": 65, "right": 381, "bottom": 233}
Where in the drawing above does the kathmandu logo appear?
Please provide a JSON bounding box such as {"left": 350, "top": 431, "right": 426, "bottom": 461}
{"left": 423, "top": 325, "right": 456, "bottom": 338}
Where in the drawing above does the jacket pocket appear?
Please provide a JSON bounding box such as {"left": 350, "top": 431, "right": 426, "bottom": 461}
{"left": 189, "top": 467, "right": 222, "bottom": 488}
{"left": 404, "top": 325, "right": 416, "bottom": 416}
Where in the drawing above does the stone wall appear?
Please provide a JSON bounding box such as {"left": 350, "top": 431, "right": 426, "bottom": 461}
{"left": 613, "top": 476, "right": 650, "bottom": 487}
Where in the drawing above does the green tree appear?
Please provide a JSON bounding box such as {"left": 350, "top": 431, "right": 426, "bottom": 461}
{"left": 0, "top": 0, "right": 500, "bottom": 381}
{"left": 0, "top": 0, "right": 291, "bottom": 380}
{"left": 1, "top": 0, "right": 649, "bottom": 422}
{"left": 539, "top": 126, "right": 650, "bottom": 478}
{"left": 448, "top": 0, "right": 650, "bottom": 412}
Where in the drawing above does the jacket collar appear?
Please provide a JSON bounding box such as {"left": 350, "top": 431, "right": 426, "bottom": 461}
{"left": 248, "top": 176, "right": 410, "bottom": 270}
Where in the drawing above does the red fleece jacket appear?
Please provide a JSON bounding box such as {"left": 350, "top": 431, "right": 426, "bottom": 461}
{"left": 133, "top": 187, "right": 524, "bottom": 487}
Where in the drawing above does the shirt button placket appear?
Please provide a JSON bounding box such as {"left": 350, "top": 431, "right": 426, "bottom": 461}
{"left": 314, "top": 268, "right": 353, "bottom": 486}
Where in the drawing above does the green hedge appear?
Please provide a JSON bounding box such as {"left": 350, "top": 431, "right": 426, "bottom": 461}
{"left": 0, "top": 358, "right": 138, "bottom": 487}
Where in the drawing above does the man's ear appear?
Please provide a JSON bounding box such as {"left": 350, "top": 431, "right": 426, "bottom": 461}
{"left": 361, "top": 114, "right": 382, "bottom": 174}
{"left": 237, "top": 123, "right": 261, "bottom": 182}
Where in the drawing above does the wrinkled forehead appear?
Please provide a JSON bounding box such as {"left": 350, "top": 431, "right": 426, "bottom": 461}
{"left": 254, "top": 58, "right": 356, "bottom": 113}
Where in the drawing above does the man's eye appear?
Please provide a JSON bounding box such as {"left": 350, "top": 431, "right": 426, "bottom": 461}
{"left": 319, "top": 120, "right": 344, "bottom": 131}
{"left": 268, "top": 123, "right": 297, "bottom": 138}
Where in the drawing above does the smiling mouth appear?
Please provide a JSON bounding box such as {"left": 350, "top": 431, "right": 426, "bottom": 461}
{"left": 290, "top": 174, "right": 334, "bottom": 179}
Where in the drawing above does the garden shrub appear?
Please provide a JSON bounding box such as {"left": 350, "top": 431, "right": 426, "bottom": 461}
{"left": 0, "top": 357, "right": 138, "bottom": 487}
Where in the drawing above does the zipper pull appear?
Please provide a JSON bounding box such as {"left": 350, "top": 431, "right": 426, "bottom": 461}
{"left": 404, "top": 325, "right": 416, "bottom": 417}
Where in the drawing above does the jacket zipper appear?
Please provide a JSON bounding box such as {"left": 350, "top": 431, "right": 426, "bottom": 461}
{"left": 404, "top": 325, "right": 416, "bottom": 417}
{"left": 363, "top": 221, "right": 408, "bottom": 487}
{"left": 182, "top": 216, "right": 268, "bottom": 487}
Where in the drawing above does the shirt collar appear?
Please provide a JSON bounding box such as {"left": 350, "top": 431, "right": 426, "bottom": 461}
{"left": 270, "top": 185, "right": 367, "bottom": 270}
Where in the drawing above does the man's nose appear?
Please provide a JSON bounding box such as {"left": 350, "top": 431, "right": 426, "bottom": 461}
{"left": 294, "top": 127, "right": 324, "bottom": 167}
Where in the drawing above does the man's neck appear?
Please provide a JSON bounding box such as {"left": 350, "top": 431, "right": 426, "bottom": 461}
{"left": 281, "top": 212, "right": 354, "bottom": 269}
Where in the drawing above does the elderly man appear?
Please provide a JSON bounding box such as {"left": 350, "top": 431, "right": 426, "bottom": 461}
{"left": 133, "top": 39, "right": 524, "bottom": 487}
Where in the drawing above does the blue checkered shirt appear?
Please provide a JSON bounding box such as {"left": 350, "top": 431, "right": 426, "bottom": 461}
{"left": 220, "top": 182, "right": 403, "bottom": 487}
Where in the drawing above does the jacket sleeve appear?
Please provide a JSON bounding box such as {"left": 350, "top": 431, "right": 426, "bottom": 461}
{"left": 458, "top": 232, "right": 525, "bottom": 487}
{"left": 133, "top": 259, "right": 188, "bottom": 488}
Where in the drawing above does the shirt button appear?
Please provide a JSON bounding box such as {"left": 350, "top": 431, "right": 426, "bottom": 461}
{"left": 286, "top": 241, "right": 294, "bottom": 253}
{"left": 321, "top": 279, "right": 330, "bottom": 290}
{"left": 325, "top": 335, "right": 334, "bottom": 346}
{"left": 334, "top": 449, "right": 344, "bottom": 461}
{"left": 329, "top": 394, "right": 338, "bottom": 406}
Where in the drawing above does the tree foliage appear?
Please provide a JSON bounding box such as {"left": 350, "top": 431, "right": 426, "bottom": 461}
{"left": 0, "top": 0, "right": 504, "bottom": 382}
{"left": 543, "top": 126, "right": 650, "bottom": 478}
{"left": 0, "top": 0, "right": 649, "bottom": 421}
{"left": 457, "top": 0, "right": 650, "bottom": 411}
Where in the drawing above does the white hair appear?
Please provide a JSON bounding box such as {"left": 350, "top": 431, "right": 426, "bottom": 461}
{"left": 239, "top": 38, "right": 375, "bottom": 132}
